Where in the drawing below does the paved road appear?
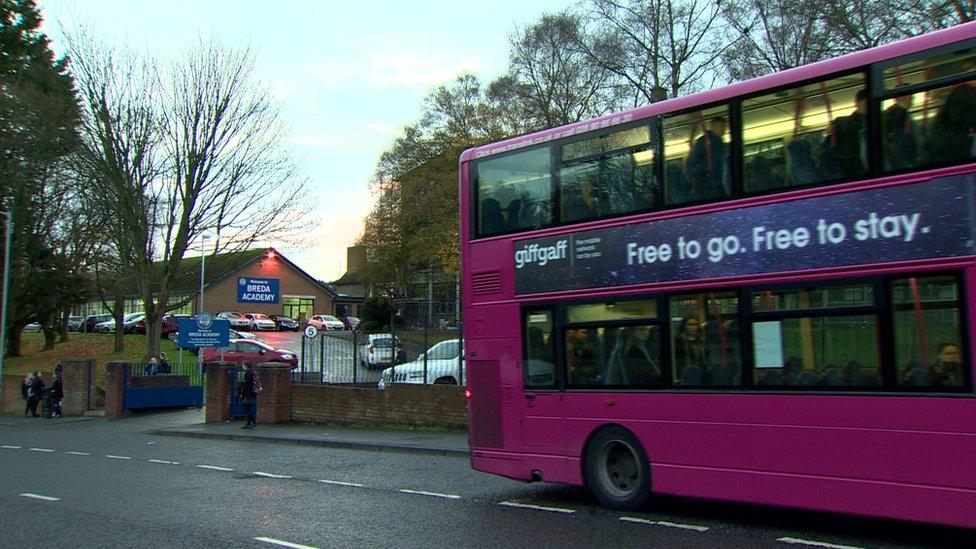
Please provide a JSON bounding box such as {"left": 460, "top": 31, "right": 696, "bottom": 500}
{"left": 0, "top": 411, "right": 971, "bottom": 548}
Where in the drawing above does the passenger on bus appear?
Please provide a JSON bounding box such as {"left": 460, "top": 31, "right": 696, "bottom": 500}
{"left": 674, "top": 317, "right": 708, "bottom": 384}
{"left": 686, "top": 117, "right": 728, "bottom": 200}
{"left": 828, "top": 89, "right": 868, "bottom": 177}
{"left": 566, "top": 328, "right": 602, "bottom": 385}
{"left": 884, "top": 95, "right": 919, "bottom": 170}
{"left": 931, "top": 342, "right": 963, "bottom": 387}
{"left": 606, "top": 326, "right": 661, "bottom": 386}
{"left": 930, "top": 68, "right": 976, "bottom": 164}
{"left": 785, "top": 356, "right": 818, "bottom": 386}
{"left": 481, "top": 197, "right": 506, "bottom": 234}
{"left": 562, "top": 176, "right": 599, "bottom": 221}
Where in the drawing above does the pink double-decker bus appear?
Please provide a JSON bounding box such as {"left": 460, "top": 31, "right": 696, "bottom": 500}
{"left": 460, "top": 23, "right": 976, "bottom": 529}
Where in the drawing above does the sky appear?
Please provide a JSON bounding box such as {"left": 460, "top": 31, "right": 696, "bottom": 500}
{"left": 38, "top": 0, "right": 575, "bottom": 281}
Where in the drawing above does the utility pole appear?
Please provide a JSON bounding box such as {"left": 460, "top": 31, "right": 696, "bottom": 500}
{"left": 0, "top": 211, "right": 13, "bottom": 392}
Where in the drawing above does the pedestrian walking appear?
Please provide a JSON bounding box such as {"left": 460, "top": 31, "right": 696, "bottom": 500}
{"left": 27, "top": 372, "right": 45, "bottom": 417}
{"left": 21, "top": 372, "right": 34, "bottom": 417}
{"left": 237, "top": 363, "right": 260, "bottom": 429}
{"left": 48, "top": 370, "right": 64, "bottom": 418}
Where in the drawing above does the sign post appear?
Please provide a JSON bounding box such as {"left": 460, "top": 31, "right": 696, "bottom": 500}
{"left": 237, "top": 277, "right": 280, "bottom": 304}
{"left": 179, "top": 315, "right": 230, "bottom": 372}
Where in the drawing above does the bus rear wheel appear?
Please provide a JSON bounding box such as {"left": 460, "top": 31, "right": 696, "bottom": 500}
{"left": 584, "top": 426, "right": 651, "bottom": 510}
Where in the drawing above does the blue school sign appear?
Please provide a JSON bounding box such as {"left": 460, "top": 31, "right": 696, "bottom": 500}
{"left": 178, "top": 315, "right": 230, "bottom": 348}
{"left": 237, "top": 277, "right": 280, "bottom": 304}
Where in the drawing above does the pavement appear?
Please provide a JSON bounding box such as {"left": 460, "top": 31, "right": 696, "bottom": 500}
{"left": 149, "top": 416, "right": 471, "bottom": 457}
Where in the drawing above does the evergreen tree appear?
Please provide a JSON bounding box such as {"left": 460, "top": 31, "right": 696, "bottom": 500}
{"left": 0, "top": 0, "right": 82, "bottom": 356}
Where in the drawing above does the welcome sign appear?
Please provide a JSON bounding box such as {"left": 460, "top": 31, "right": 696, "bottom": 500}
{"left": 237, "top": 277, "right": 280, "bottom": 303}
{"left": 514, "top": 174, "right": 976, "bottom": 295}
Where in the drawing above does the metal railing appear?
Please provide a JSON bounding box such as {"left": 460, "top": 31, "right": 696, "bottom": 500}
{"left": 294, "top": 328, "right": 464, "bottom": 387}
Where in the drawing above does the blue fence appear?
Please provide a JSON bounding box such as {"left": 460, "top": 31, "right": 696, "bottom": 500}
{"left": 123, "top": 362, "right": 204, "bottom": 410}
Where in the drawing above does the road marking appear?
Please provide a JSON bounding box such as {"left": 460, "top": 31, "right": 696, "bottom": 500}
{"left": 316, "top": 479, "right": 364, "bottom": 488}
{"left": 20, "top": 493, "right": 60, "bottom": 502}
{"left": 778, "top": 537, "right": 864, "bottom": 549}
{"left": 28, "top": 447, "right": 54, "bottom": 452}
{"left": 498, "top": 501, "right": 575, "bottom": 514}
{"left": 106, "top": 455, "right": 132, "bottom": 460}
{"left": 254, "top": 537, "right": 319, "bottom": 549}
{"left": 253, "top": 471, "right": 292, "bottom": 479}
{"left": 66, "top": 451, "right": 90, "bottom": 456}
{"left": 398, "top": 489, "right": 461, "bottom": 499}
{"left": 197, "top": 465, "right": 234, "bottom": 472}
{"left": 620, "top": 516, "right": 709, "bottom": 532}
{"left": 148, "top": 459, "right": 180, "bottom": 465}
{"left": 2, "top": 445, "right": 22, "bottom": 449}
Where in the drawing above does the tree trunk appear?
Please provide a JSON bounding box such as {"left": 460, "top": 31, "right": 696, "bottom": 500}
{"left": 143, "top": 288, "right": 165, "bottom": 362}
{"left": 58, "top": 308, "right": 70, "bottom": 343}
{"left": 42, "top": 327, "right": 57, "bottom": 350}
{"left": 113, "top": 295, "right": 124, "bottom": 353}
{"left": 7, "top": 325, "right": 23, "bottom": 357}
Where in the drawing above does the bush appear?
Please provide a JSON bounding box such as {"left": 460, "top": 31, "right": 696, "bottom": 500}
{"left": 361, "top": 296, "right": 393, "bottom": 327}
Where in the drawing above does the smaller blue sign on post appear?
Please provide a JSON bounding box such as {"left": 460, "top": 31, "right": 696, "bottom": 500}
{"left": 178, "top": 316, "right": 230, "bottom": 349}
{"left": 237, "top": 277, "right": 280, "bottom": 304}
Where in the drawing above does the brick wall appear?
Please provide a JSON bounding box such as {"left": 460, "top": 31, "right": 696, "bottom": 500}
{"left": 291, "top": 384, "right": 468, "bottom": 428}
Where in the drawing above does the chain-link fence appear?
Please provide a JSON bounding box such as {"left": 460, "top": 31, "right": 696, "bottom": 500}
{"left": 293, "top": 328, "right": 464, "bottom": 387}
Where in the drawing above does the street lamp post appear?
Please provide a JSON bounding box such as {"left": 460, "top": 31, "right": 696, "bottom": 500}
{"left": 0, "top": 211, "right": 12, "bottom": 392}
{"left": 197, "top": 233, "right": 212, "bottom": 372}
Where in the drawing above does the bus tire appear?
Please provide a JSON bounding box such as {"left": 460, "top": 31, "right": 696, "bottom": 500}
{"left": 584, "top": 426, "right": 651, "bottom": 510}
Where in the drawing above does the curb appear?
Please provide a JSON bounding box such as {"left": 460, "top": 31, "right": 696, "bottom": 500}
{"left": 148, "top": 428, "right": 470, "bottom": 458}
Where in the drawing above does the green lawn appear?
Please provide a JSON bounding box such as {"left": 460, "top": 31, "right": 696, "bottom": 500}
{"left": 4, "top": 332, "right": 181, "bottom": 377}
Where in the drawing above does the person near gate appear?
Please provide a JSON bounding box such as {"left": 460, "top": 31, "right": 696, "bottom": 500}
{"left": 27, "top": 371, "right": 45, "bottom": 417}
{"left": 237, "top": 363, "right": 260, "bottom": 429}
{"left": 48, "top": 368, "right": 64, "bottom": 418}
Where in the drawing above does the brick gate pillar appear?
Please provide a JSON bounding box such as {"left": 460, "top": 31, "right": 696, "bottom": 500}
{"left": 104, "top": 361, "right": 129, "bottom": 418}
{"left": 256, "top": 362, "right": 292, "bottom": 425}
{"left": 58, "top": 358, "right": 94, "bottom": 416}
{"left": 205, "top": 361, "right": 235, "bottom": 423}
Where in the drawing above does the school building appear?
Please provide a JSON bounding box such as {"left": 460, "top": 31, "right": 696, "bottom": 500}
{"left": 75, "top": 247, "right": 360, "bottom": 322}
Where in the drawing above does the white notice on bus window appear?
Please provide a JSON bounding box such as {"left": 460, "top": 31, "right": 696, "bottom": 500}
{"left": 753, "top": 321, "right": 784, "bottom": 369}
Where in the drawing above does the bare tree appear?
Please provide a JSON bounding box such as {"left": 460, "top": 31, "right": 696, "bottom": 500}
{"left": 580, "top": 0, "right": 732, "bottom": 103}
{"left": 720, "top": 0, "right": 837, "bottom": 81}
{"left": 507, "top": 11, "right": 623, "bottom": 129}
{"left": 828, "top": 0, "right": 974, "bottom": 53}
{"left": 69, "top": 33, "right": 309, "bottom": 359}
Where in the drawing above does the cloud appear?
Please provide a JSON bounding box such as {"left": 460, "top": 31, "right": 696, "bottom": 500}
{"left": 364, "top": 123, "right": 397, "bottom": 135}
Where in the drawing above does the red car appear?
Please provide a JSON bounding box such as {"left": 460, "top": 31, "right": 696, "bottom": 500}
{"left": 201, "top": 338, "right": 298, "bottom": 368}
{"left": 136, "top": 313, "right": 192, "bottom": 338}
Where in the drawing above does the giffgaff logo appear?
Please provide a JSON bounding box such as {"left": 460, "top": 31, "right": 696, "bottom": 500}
{"left": 514, "top": 240, "right": 568, "bottom": 269}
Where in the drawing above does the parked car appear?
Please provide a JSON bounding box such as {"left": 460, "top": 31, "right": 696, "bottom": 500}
{"left": 268, "top": 314, "right": 299, "bottom": 331}
{"left": 201, "top": 338, "right": 297, "bottom": 368}
{"left": 139, "top": 313, "right": 192, "bottom": 337}
{"left": 309, "top": 314, "right": 345, "bottom": 331}
{"left": 97, "top": 312, "right": 144, "bottom": 333}
{"left": 122, "top": 312, "right": 145, "bottom": 333}
{"left": 216, "top": 311, "right": 250, "bottom": 329}
{"left": 67, "top": 315, "right": 85, "bottom": 331}
{"left": 378, "top": 338, "right": 463, "bottom": 387}
{"left": 342, "top": 316, "right": 360, "bottom": 331}
{"left": 83, "top": 314, "right": 113, "bottom": 333}
{"left": 24, "top": 322, "right": 41, "bottom": 332}
{"left": 244, "top": 313, "right": 277, "bottom": 331}
{"left": 358, "top": 333, "right": 406, "bottom": 369}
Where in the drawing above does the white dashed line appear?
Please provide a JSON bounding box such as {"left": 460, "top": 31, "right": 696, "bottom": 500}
{"left": 1, "top": 445, "right": 22, "bottom": 449}
{"left": 620, "top": 516, "right": 709, "bottom": 532}
{"left": 398, "top": 489, "right": 461, "bottom": 499}
{"left": 20, "top": 493, "right": 60, "bottom": 502}
{"left": 254, "top": 537, "right": 319, "bottom": 549}
{"left": 28, "top": 447, "right": 54, "bottom": 452}
{"left": 778, "top": 537, "right": 864, "bottom": 549}
{"left": 66, "top": 451, "right": 90, "bottom": 456}
{"left": 316, "top": 479, "right": 364, "bottom": 488}
{"left": 498, "top": 501, "right": 576, "bottom": 514}
{"left": 106, "top": 455, "right": 131, "bottom": 460}
{"left": 253, "top": 471, "right": 292, "bottom": 479}
{"left": 148, "top": 459, "right": 180, "bottom": 465}
{"left": 197, "top": 465, "right": 234, "bottom": 472}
